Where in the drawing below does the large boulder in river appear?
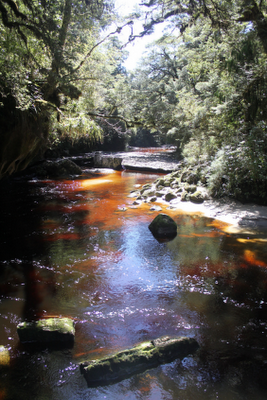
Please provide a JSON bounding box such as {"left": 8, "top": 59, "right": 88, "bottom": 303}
{"left": 34, "top": 159, "right": 82, "bottom": 178}
{"left": 17, "top": 317, "right": 75, "bottom": 346}
{"left": 149, "top": 213, "right": 177, "bottom": 239}
{"left": 94, "top": 152, "right": 122, "bottom": 170}
{"left": 80, "top": 336, "right": 199, "bottom": 387}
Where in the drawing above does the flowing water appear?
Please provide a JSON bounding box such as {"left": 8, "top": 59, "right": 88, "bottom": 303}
{"left": 1, "top": 159, "right": 267, "bottom": 400}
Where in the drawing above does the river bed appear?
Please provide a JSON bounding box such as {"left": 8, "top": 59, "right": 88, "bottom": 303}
{"left": 1, "top": 162, "right": 267, "bottom": 399}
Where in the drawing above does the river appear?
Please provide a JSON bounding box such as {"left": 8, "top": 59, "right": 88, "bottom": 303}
{"left": 1, "top": 153, "right": 267, "bottom": 399}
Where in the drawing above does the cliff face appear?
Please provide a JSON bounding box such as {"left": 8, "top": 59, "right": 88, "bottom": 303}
{"left": 0, "top": 94, "right": 49, "bottom": 179}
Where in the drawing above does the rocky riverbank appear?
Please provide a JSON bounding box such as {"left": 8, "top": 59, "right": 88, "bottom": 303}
{"left": 128, "top": 167, "right": 267, "bottom": 233}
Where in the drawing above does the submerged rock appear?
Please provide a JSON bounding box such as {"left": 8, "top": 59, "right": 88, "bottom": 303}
{"left": 149, "top": 213, "right": 177, "bottom": 239}
{"left": 150, "top": 205, "right": 162, "bottom": 212}
{"left": 17, "top": 317, "right": 75, "bottom": 346}
{"left": 80, "top": 336, "right": 199, "bottom": 387}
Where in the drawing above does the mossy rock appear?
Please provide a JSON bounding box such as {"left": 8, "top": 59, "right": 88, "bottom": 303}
{"left": 141, "top": 183, "right": 152, "bottom": 190}
{"left": 180, "top": 170, "right": 191, "bottom": 182}
{"left": 155, "top": 178, "right": 166, "bottom": 187}
{"left": 80, "top": 336, "right": 199, "bottom": 387}
{"left": 190, "top": 191, "right": 205, "bottom": 203}
{"left": 171, "top": 181, "right": 180, "bottom": 189}
{"left": 155, "top": 191, "right": 165, "bottom": 198}
{"left": 0, "top": 346, "right": 10, "bottom": 370}
{"left": 141, "top": 189, "right": 156, "bottom": 197}
{"left": 186, "top": 173, "right": 199, "bottom": 184}
{"left": 184, "top": 184, "right": 197, "bottom": 193}
{"left": 170, "top": 170, "right": 181, "bottom": 178}
{"left": 17, "top": 317, "right": 75, "bottom": 346}
{"left": 149, "top": 213, "right": 177, "bottom": 238}
{"left": 128, "top": 191, "right": 139, "bottom": 198}
{"left": 34, "top": 159, "right": 82, "bottom": 178}
{"left": 162, "top": 179, "right": 173, "bottom": 187}
{"left": 165, "top": 192, "right": 177, "bottom": 202}
{"left": 181, "top": 191, "right": 190, "bottom": 201}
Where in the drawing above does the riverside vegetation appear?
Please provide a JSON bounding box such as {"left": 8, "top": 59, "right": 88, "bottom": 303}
{"left": 0, "top": 0, "right": 267, "bottom": 204}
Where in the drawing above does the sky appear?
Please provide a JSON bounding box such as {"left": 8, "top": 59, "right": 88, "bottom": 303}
{"left": 114, "top": 0, "right": 165, "bottom": 70}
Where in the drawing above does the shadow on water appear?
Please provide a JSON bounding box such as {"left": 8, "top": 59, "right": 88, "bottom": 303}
{"left": 0, "top": 178, "right": 49, "bottom": 321}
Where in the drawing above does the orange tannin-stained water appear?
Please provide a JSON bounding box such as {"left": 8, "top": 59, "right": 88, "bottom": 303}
{"left": 243, "top": 249, "right": 267, "bottom": 268}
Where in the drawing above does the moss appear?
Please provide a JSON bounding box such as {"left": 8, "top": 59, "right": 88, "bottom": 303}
{"left": 141, "top": 189, "right": 156, "bottom": 197}
{"left": 0, "top": 346, "right": 10, "bottom": 370}
{"left": 80, "top": 336, "right": 199, "bottom": 387}
{"left": 190, "top": 190, "right": 205, "bottom": 203}
{"left": 148, "top": 213, "right": 177, "bottom": 238}
{"left": 17, "top": 317, "right": 75, "bottom": 345}
{"left": 181, "top": 191, "right": 190, "bottom": 201}
{"left": 165, "top": 192, "right": 177, "bottom": 202}
{"left": 184, "top": 184, "right": 197, "bottom": 193}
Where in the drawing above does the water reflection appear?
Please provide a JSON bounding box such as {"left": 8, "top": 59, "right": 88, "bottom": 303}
{"left": 1, "top": 169, "right": 267, "bottom": 399}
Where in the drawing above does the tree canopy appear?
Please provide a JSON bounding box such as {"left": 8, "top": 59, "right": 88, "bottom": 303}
{"left": 120, "top": 0, "right": 267, "bottom": 202}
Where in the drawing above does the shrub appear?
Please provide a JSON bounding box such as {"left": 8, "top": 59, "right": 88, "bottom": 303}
{"left": 207, "top": 128, "right": 267, "bottom": 204}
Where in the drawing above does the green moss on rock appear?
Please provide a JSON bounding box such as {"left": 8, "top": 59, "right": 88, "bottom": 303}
{"left": 184, "top": 184, "right": 197, "bottom": 193}
{"left": 181, "top": 191, "right": 190, "bottom": 201}
{"left": 17, "top": 317, "right": 75, "bottom": 345}
{"left": 0, "top": 346, "right": 10, "bottom": 370}
{"left": 165, "top": 192, "right": 177, "bottom": 202}
{"left": 149, "top": 213, "right": 177, "bottom": 238}
{"left": 190, "top": 191, "right": 205, "bottom": 203}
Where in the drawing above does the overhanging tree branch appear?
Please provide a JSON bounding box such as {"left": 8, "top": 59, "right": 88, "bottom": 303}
{"left": 87, "top": 111, "right": 143, "bottom": 128}
{"left": 70, "top": 21, "right": 133, "bottom": 76}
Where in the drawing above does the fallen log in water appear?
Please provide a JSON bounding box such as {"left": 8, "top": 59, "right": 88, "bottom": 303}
{"left": 80, "top": 336, "right": 199, "bottom": 387}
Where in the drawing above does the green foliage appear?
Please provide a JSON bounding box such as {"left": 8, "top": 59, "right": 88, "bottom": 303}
{"left": 128, "top": 128, "right": 160, "bottom": 147}
{"left": 121, "top": 9, "right": 267, "bottom": 203}
{"left": 208, "top": 126, "right": 267, "bottom": 203}
{"left": 0, "top": 0, "right": 131, "bottom": 174}
{"left": 1, "top": 0, "right": 267, "bottom": 208}
{"left": 48, "top": 112, "right": 103, "bottom": 154}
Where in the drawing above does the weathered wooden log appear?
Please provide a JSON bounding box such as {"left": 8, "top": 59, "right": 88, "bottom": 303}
{"left": 80, "top": 336, "right": 199, "bottom": 387}
{"left": 17, "top": 317, "right": 75, "bottom": 346}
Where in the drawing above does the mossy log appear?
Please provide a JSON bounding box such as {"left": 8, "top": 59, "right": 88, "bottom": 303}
{"left": 80, "top": 336, "right": 199, "bottom": 387}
